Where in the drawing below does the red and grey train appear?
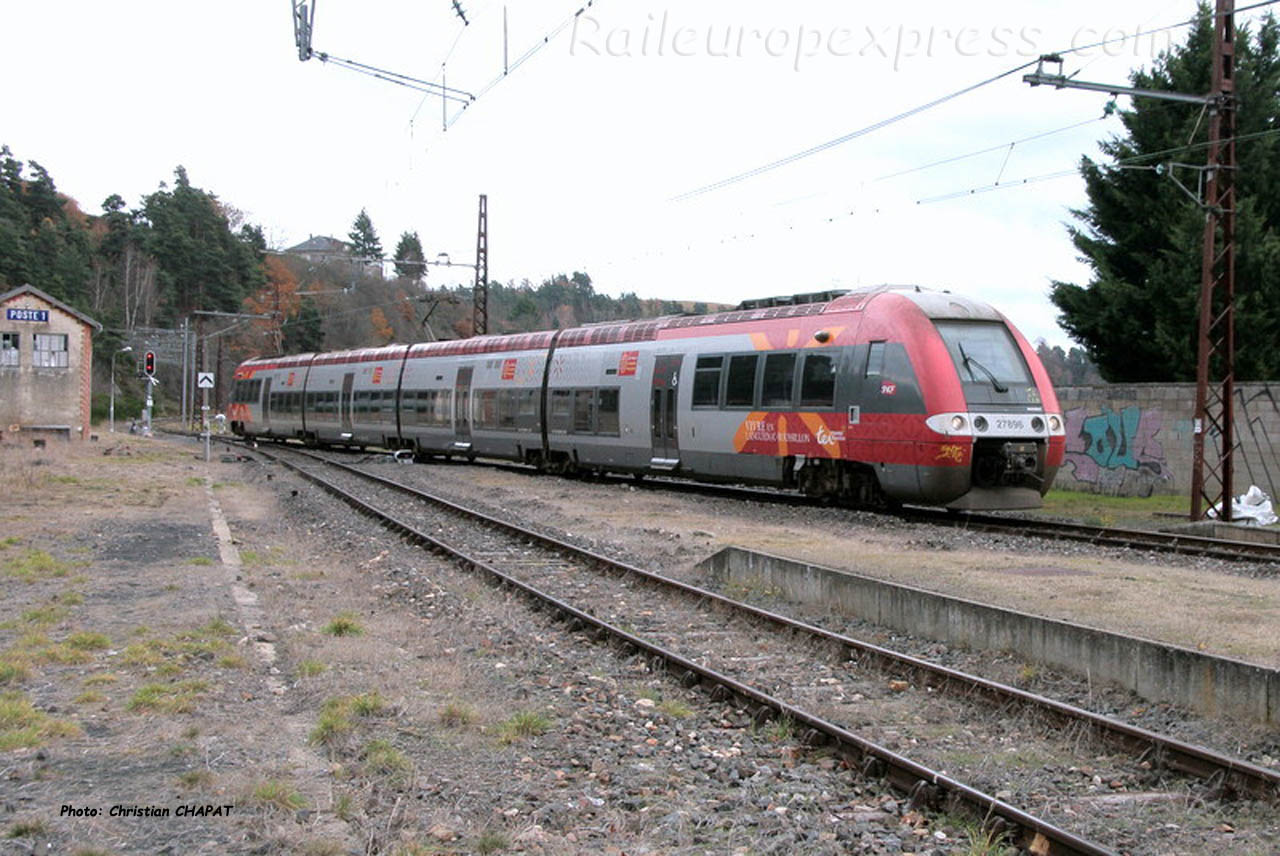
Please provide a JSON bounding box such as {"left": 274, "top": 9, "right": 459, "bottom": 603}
{"left": 230, "top": 286, "right": 1065, "bottom": 510}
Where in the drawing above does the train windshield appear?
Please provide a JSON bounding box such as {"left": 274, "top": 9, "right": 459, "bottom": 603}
{"left": 934, "top": 321, "right": 1031, "bottom": 390}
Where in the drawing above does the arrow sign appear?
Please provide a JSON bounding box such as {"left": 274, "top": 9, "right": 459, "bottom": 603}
{"left": 197, "top": 372, "right": 215, "bottom": 389}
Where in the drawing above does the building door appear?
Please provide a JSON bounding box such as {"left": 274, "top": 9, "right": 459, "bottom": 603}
{"left": 454, "top": 366, "right": 473, "bottom": 446}
{"left": 649, "top": 354, "right": 682, "bottom": 469}
{"left": 341, "top": 373, "right": 354, "bottom": 435}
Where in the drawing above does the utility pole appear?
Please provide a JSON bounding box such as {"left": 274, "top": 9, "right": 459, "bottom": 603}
{"left": 473, "top": 193, "right": 489, "bottom": 336}
{"left": 1023, "top": 0, "right": 1238, "bottom": 521}
{"left": 1190, "top": 0, "right": 1238, "bottom": 522}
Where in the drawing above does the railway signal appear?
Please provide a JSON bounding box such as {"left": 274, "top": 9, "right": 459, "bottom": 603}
{"left": 143, "top": 350, "right": 156, "bottom": 377}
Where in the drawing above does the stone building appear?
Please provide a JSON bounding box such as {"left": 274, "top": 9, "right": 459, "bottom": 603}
{"left": 0, "top": 284, "right": 102, "bottom": 442}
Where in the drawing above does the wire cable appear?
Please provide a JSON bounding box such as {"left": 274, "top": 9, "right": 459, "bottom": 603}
{"left": 441, "top": 0, "right": 600, "bottom": 130}
{"left": 316, "top": 52, "right": 475, "bottom": 103}
{"left": 672, "top": 0, "right": 1280, "bottom": 202}
{"left": 916, "top": 126, "right": 1280, "bottom": 204}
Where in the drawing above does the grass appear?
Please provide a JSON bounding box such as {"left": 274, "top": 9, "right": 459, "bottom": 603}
{"left": 2, "top": 549, "right": 72, "bottom": 583}
{"left": 0, "top": 660, "right": 32, "bottom": 686}
{"left": 83, "top": 673, "right": 118, "bottom": 687}
{"left": 249, "top": 779, "right": 307, "bottom": 813}
{"left": 6, "top": 819, "right": 48, "bottom": 838}
{"left": 309, "top": 693, "right": 388, "bottom": 751}
{"left": 177, "top": 769, "right": 215, "bottom": 790}
{"left": 438, "top": 700, "right": 477, "bottom": 727}
{"left": 126, "top": 680, "right": 210, "bottom": 715}
{"left": 657, "top": 699, "right": 693, "bottom": 718}
{"left": 296, "top": 659, "right": 327, "bottom": 678}
{"left": 474, "top": 830, "right": 510, "bottom": 854}
{"left": 1035, "top": 489, "right": 1190, "bottom": 527}
{"left": 187, "top": 556, "right": 214, "bottom": 566}
{"left": 321, "top": 612, "right": 364, "bottom": 637}
{"left": 360, "top": 738, "right": 412, "bottom": 783}
{"left": 74, "top": 690, "right": 107, "bottom": 705}
{"left": 120, "top": 618, "right": 237, "bottom": 673}
{"left": 20, "top": 605, "right": 69, "bottom": 628}
{"left": 0, "top": 691, "right": 82, "bottom": 750}
{"left": 497, "top": 710, "right": 553, "bottom": 744}
{"left": 758, "top": 715, "right": 795, "bottom": 743}
{"left": 0, "top": 536, "right": 20, "bottom": 550}
{"left": 66, "top": 631, "right": 110, "bottom": 651}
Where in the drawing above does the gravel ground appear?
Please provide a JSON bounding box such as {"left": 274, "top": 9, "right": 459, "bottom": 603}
{"left": 9, "top": 434, "right": 1273, "bottom": 855}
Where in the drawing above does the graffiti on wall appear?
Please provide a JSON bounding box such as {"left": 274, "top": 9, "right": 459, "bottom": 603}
{"left": 1064, "top": 406, "right": 1171, "bottom": 489}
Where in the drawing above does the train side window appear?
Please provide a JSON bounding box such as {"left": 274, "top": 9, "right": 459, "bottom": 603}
{"left": 761, "top": 352, "right": 797, "bottom": 407}
{"left": 518, "top": 389, "right": 539, "bottom": 420}
{"left": 549, "top": 389, "right": 572, "bottom": 434}
{"left": 499, "top": 390, "right": 518, "bottom": 429}
{"left": 573, "top": 388, "right": 595, "bottom": 433}
{"left": 865, "top": 342, "right": 886, "bottom": 378}
{"left": 597, "top": 388, "right": 620, "bottom": 436}
{"left": 724, "top": 354, "right": 758, "bottom": 408}
{"left": 692, "top": 356, "right": 723, "bottom": 407}
{"left": 800, "top": 352, "right": 837, "bottom": 408}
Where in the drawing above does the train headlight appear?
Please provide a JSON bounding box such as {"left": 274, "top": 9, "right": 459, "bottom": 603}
{"left": 974, "top": 416, "right": 989, "bottom": 433}
{"left": 1031, "top": 417, "right": 1045, "bottom": 432}
{"left": 1049, "top": 415, "right": 1062, "bottom": 432}
{"left": 950, "top": 415, "right": 967, "bottom": 432}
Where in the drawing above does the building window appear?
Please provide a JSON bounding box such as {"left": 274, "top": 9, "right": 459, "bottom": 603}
{"left": 33, "top": 333, "right": 68, "bottom": 368}
{"left": 1, "top": 332, "right": 18, "bottom": 367}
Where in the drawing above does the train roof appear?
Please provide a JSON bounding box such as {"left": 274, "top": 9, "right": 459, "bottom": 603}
{"left": 234, "top": 285, "right": 1007, "bottom": 371}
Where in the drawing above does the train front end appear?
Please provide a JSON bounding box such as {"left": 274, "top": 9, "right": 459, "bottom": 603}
{"left": 907, "top": 292, "right": 1065, "bottom": 510}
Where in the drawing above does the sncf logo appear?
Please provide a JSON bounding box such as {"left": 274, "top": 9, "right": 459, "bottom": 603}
{"left": 880, "top": 382, "right": 897, "bottom": 396}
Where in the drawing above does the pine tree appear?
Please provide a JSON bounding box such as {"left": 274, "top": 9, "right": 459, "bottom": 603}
{"left": 1050, "top": 9, "right": 1280, "bottom": 381}
{"left": 393, "top": 230, "right": 426, "bottom": 283}
{"left": 348, "top": 208, "right": 383, "bottom": 262}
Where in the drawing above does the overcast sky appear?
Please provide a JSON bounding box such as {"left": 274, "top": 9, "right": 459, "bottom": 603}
{"left": 4, "top": 1, "right": 1266, "bottom": 347}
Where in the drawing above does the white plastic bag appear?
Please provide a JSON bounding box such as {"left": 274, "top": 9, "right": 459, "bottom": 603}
{"left": 1207, "top": 484, "right": 1279, "bottom": 526}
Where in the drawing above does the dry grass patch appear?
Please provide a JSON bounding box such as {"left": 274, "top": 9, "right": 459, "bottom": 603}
{"left": 2, "top": 549, "right": 74, "bottom": 583}
{"left": 248, "top": 779, "right": 307, "bottom": 814}
{"left": 438, "top": 699, "right": 477, "bottom": 728}
{"left": 296, "top": 659, "right": 327, "bottom": 678}
{"left": 309, "top": 693, "right": 389, "bottom": 753}
{"left": 0, "top": 691, "right": 82, "bottom": 750}
{"left": 119, "top": 617, "right": 239, "bottom": 674}
{"left": 496, "top": 710, "right": 553, "bottom": 744}
{"left": 126, "top": 680, "right": 210, "bottom": 715}
{"left": 321, "top": 612, "right": 364, "bottom": 637}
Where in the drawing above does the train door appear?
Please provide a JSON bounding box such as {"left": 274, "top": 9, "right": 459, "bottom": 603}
{"left": 454, "top": 366, "right": 473, "bottom": 450}
{"left": 341, "top": 372, "right": 354, "bottom": 435}
{"left": 261, "top": 377, "right": 272, "bottom": 431}
{"left": 650, "top": 354, "right": 683, "bottom": 470}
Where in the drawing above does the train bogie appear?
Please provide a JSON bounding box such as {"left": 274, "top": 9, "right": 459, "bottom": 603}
{"left": 231, "top": 286, "right": 1065, "bottom": 511}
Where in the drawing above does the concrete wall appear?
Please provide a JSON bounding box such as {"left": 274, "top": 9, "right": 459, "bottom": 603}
{"left": 701, "top": 546, "right": 1280, "bottom": 726}
{"left": 0, "top": 293, "right": 94, "bottom": 440}
{"left": 1054, "top": 383, "right": 1280, "bottom": 499}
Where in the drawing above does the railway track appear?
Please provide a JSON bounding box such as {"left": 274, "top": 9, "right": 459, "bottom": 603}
{"left": 535, "top": 466, "right": 1280, "bottom": 567}
{"left": 229, "top": 440, "right": 1278, "bottom": 855}
{"left": 205, "top": 433, "right": 1280, "bottom": 567}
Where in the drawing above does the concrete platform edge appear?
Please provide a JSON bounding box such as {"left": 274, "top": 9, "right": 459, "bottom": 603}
{"left": 698, "top": 546, "right": 1278, "bottom": 726}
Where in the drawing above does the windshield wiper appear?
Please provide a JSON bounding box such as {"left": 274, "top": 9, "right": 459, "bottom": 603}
{"left": 958, "top": 344, "right": 1009, "bottom": 393}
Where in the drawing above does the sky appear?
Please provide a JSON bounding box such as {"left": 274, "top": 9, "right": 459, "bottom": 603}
{"left": 3, "top": 1, "right": 1269, "bottom": 348}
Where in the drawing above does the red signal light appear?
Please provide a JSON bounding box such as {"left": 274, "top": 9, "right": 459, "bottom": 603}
{"left": 144, "top": 351, "right": 156, "bottom": 376}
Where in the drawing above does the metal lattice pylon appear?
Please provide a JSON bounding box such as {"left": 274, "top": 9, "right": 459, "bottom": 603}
{"left": 1190, "top": 0, "right": 1238, "bottom": 521}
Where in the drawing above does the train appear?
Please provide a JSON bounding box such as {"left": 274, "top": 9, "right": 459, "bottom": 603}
{"left": 230, "top": 286, "right": 1065, "bottom": 510}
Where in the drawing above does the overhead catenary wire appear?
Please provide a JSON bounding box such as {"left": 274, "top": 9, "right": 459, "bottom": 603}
{"left": 440, "top": 0, "right": 600, "bottom": 130}
{"left": 916, "top": 126, "right": 1280, "bottom": 204}
{"left": 672, "top": 0, "right": 1280, "bottom": 202}
{"left": 317, "top": 52, "right": 474, "bottom": 103}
